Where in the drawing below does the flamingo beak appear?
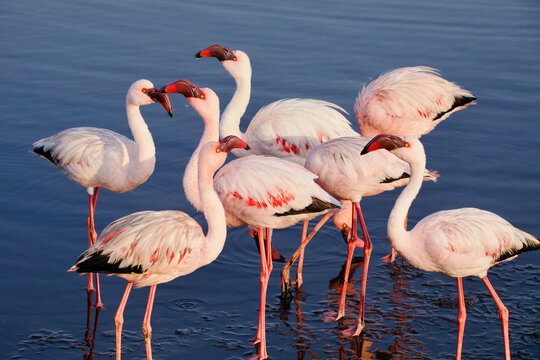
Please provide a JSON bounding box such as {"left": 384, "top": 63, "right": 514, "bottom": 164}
{"left": 218, "top": 135, "right": 250, "bottom": 152}
{"left": 145, "top": 88, "right": 173, "bottom": 117}
{"left": 195, "top": 44, "right": 237, "bottom": 62}
{"left": 160, "top": 79, "right": 205, "bottom": 99}
{"left": 361, "top": 134, "right": 406, "bottom": 154}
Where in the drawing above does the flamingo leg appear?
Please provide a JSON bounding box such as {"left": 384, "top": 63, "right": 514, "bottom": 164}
{"left": 280, "top": 212, "right": 333, "bottom": 296}
{"left": 482, "top": 276, "right": 510, "bottom": 360}
{"left": 293, "top": 221, "right": 309, "bottom": 290}
{"left": 456, "top": 277, "right": 466, "bottom": 360}
{"left": 142, "top": 285, "right": 157, "bottom": 360}
{"left": 336, "top": 204, "right": 358, "bottom": 320}
{"left": 353, "top": 202, "right": 372, "bottom": 336}
{"left": 254, "top": 228, "right": 271, "bottom": 359}
{"left": 114, "top": 282, "right": 133, "bottom": 360}
{"left": 86, "top": 187, "right": 104, "bottom": 308}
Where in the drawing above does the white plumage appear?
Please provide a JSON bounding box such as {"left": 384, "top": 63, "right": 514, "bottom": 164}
{"left": 355, "top": 66, "right": 476, "bottom": 137}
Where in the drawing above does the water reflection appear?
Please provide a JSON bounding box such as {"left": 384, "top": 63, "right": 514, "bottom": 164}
{"left": 83, "top": 290, "right": 101, "bottom": 360}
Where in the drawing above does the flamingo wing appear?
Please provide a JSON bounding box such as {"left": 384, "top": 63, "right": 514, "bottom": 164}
{"left": 72, "top": 210, "right": 205, "bottom": 284}
{"left": 355, "top": 67, "right": 476, "bottom": 137}
{"left": 410, "top": 208, "right": 539, "bottom": 277}
{"left": 214, "top": 155, "right": 340, "bottom": 228}
{"left": 245, "top": 99, "right": 358, "bottom": 165}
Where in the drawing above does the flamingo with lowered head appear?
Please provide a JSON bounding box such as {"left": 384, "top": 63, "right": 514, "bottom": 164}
{"left": 69, "top": 136, "right": 249, "bottom": 360}
{"left": 281, "top": 135, "right": 438, "bottom": 326}
{"left": 161, "top": 79, "right": 342, "bottom": 360}
{"left": 33, "top": 79, "right": 172, "bottom": 308}
{"left": 361, "top": 134, "right": 540, "bottom": 359}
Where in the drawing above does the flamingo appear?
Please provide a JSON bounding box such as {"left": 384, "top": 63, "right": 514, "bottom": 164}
{"left": 161, "top": 79, "right": 342, "bottom": 359}
{"left": 361, "top": 134, "right": 540, "bottom": 359}
{"left": 33, "top": 79, "right": 172, "bottom": 308}
{"left": 69, "top": 136, "right": 249, "bottom": 360}
{"left": 281, "top": 136, "right": 438, "bottom": 326}
{"left": 354, "top": 66, "right": 476, "bottom": 138}
{"left": 194, "top": 43, "right": 359, "bottom": 165}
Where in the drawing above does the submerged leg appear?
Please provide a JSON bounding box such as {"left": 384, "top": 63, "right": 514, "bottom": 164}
{"left": 456, "top": 278, "right": 466, "bottom": 360}
{"left": 142, "top": 285, "right": 157, "bottom": 360}
{"left": 336, "top": 204, "right": 359, "bottom": 320}
{"left": 353, "top": 202, "right": 372, "bottom": 336}
{"left": 482, "top": 276, "right": 510, "bottom": 360}
{"left": 280, "top": 212, "right": 333, "bottom": 296}
{"left": 294, "top": 221, "right": 309, "bottom": 290}
{"left": 114, "top": 282, "right": 133, "bottom": 360}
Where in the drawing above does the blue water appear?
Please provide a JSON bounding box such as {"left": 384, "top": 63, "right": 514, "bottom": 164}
{"left": 1, "top": 0, "right": 539, "bottom": 359}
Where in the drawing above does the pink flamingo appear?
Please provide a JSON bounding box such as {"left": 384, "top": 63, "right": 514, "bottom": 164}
{"left": 281, "top": 136, "right": 438, "bottom": 326}
{"left": 33, "top": 79, "right": 172, "bottom": 308}
{"left": 195, "top": 44, "right": 359, "bottom": 165}
{"left": 361, "top": 134, "right": 540, "bottom": 359}
{"left": 162, "top": 79, "right": 342, "bottom": 359}
{"left": 355, "top": 66, "right": 476, "bottom": 138}
{"left": 69, "top": 136, "right": 249, "bottom": 360}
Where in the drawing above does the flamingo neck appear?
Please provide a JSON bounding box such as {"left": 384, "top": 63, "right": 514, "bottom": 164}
{"left": 387, "top": 150, "right": 425, "bottom": 252}
{"left": 183, "top": 109, "right": 220, "bottom": 211}
{"left": 220, "top": 67, "right": 251, "bottom": 140}
{"left": 126, "top": 102, "right": 155, "bottom": 162}
{"left": 198, "top": 156, "right": 227, "bottom": 266}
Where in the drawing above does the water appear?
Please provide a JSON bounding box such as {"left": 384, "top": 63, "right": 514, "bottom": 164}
{"left": 1, "top": 0, "right": 539, "bottom": 359}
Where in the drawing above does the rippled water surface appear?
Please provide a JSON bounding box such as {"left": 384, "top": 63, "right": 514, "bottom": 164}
{"left": 1, "top": 1, "right": 540, "bottom": 359}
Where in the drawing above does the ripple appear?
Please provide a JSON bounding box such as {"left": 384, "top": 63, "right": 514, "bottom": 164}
{"left": 166, "top": 298, "right": 209, "bottom": 313}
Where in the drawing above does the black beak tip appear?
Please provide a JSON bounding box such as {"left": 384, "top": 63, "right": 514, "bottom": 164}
{"left": 194, "top": 52, "right": 202, "bottom": 58}
{"left": 245, "top": 144, "right": 251, "bottom": 151}
{"left": 160, "top": 86, "right": 167, "bottom": 93}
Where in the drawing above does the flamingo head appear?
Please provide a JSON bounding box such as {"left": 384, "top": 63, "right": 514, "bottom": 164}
{"left": 218, "top": 135, "right": 250, "bottom": 153}
{"left": 195, "top": 44, "right": 250, "bottom": 80}
{"left": 195, "top": 44, "right": 237, "bottom": 62}
{"left": 160, "top": 79, "right": 205, "bottom": 99}
{"left": 360, "top": 134, "right": 409, "bottom": 154}
{"left": 128, "top": 79, "right": 173, "bottom": 117}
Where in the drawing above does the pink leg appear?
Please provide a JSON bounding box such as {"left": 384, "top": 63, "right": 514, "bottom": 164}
{"left": 86, "top": 193, "right": 95, "bottom": 293}
{"left": 142, "top": 285, "right": 157, "bottom": 360}
{"left": 254, "top": 228, "right": 271, "bottom": 359}
{"left": 482, "top": 276, "right": 511, "bottom": 360}
{"left": 456, "top": 277, "right": 466, "bottom": 360}
{"left": 336, "top": 204, "right": 358, "bottom": 320}
{"left": 114, "top": 282, "right": 133, "bottom": 360}
{"left": 353, "top": 202, "right": 372, "bottom": 336}
{"left": 294, "top": 221, "right": 309, "bottom": 290}
{"left": 280, "top": 213, "right": 333, "bottom": 295}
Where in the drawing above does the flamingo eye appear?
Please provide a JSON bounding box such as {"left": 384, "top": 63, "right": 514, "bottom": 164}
{"left": 216, "top": 147, "right": 220, "bottom": 153}
{"left": 142, "top": 88, "right": 147, "bottom": 94}
{"left": 200, "top": 94, "right": 206, "bottom": 99}
{"left": 405, "top": 142, "right": 410, "bottom": 147}
{"left": 233, "top": 56, "right": 238, "bottom": 61}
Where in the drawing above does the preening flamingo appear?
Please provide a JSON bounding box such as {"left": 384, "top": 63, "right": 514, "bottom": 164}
{"left": 354, "top": 66, "right": 476, "bottom": 138}
{"left": 194, "top": 44, "right": 358, "bottom": 165}
{"left": 33, "top": 79, "right": 172, "bottom": 308}
{"left": 281, "top": 136, "right": 438, "bottom": 327}
{"left": 162, "top": 79, "right": 342, "bottom": 360}
{"left": 69, "top": 136, "right": 249, "bottom": 360}
{"left": 361, "top": 134, "right": 540, "bottom": 359}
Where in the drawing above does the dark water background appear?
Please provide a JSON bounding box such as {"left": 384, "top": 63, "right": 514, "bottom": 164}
{"left": 1, "top": 1, "right": 539, "bottom": 359}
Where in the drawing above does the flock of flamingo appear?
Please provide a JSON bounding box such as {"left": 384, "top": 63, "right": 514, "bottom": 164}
{"left": 33, "top": 44, "right": 539, "bottom": 360}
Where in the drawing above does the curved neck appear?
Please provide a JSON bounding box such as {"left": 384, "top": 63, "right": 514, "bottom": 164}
{"left": 199, "top": 156, "right": 227, "bottom": 266}
{"left": 220, "top": 68, "right": 251, "bottom": 139}
{"left": 183, "top": 109, "right": 220, "bottom": 211}
{"left": 387, "top": 151, "right": 426, "bottom": 250}
{"left": 126, "top": 102, "right": 155, "bottom": 162}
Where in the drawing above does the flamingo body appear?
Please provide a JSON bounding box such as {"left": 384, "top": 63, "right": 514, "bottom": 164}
{"left": 214, "top": 154, "right": 342, "bottom": 229}
{"left": 400, "top": 207, "right": 538, "bottom": 278}
{"left": 355, "top": 66, "right": 476, "bottom": 137}
{"left": 34, "top": 127, "right": 154, "bottom": 193}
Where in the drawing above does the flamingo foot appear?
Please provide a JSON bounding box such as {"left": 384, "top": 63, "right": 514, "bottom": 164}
{"left": 339, "top": 324, "right": 364, "bottom": 338}
{"left": 280, "top": 268, "right": 293, "bottom": 299}
{"left": 322, "top": 310, "right": 338, "bottom": 323}
{"left": 271, "top": 247, "right": 286, "bottom": 263}
{"left": 335, "top": 308, "right": 345, "bottom": 321}
{"left": 381, "top": 248, "right": 397, "bottom": 263}
{"left": 250, "top": 335, "right": 261, "bottom": 345}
